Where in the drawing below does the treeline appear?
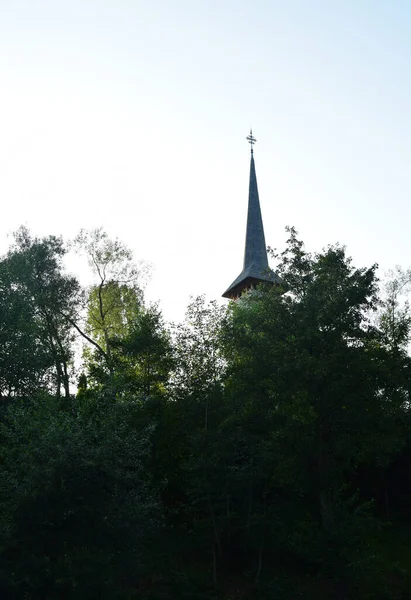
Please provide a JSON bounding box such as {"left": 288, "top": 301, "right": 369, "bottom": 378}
{"left": 1, "top": 226, "right": 411, "bottom": 599}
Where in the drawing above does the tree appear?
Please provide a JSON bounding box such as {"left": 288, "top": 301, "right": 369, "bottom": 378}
{"left": 379, "top": 266, "right": 411, "bottom": 351}
{"left": 112, "top": 303, "right": 174, "bottom": 398}
{"left": 0, "top": 258, "right": 53, "bottom": 397}
{"left": 73, "top": 228, "right": 149, "bottom": 386}
{"left": 0, "top": 394, "right": 160, "bottom": 599}
{"left": 221, "top": 227, "right": 410, "bottom": 589}
{"left": 0, "top": 228, "right": 81, "bottom": 399}
{"left": 3, "top": 223, "right": 411, "bottom": 598}
{"left": 83, "top": 293, "right": 174, "bottom": 399}
{"left": 73, "top": 230, "right": 173, "bottom": 401}
{"left": 172, "top": 296, "right": 227, "bottom": 401}
{"left": 164, "top": 297, "right": 229, "bottom": 586}
{"left": 81, "top": 282, "right": 144, "bottom": 390}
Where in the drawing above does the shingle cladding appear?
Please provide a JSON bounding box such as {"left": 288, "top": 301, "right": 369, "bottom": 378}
{"left": 223, "top": 152, "right": 281, "bottom": 299}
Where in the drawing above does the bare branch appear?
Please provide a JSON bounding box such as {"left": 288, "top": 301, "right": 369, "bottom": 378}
{"left": 60, "top": 312, "right": 108, "bottom": 361}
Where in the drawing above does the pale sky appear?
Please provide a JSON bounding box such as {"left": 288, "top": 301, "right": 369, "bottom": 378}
{"left": 1, "top": 1, "right": 411, "bottom": 322}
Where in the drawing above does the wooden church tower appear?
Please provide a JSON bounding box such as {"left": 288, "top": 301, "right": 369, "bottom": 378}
{"left": 222, "top": 131, "right": 280, "bottom": 300}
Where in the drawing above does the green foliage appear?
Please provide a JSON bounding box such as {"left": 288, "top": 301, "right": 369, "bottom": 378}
{"left": 83, "top": 283, "right": 173, "bottom": 398}
{"left": 218, "top": 228, "right": 411, "bottom": 593}
{"left": 0, "top": 259, "right": 53, "bottom": 396}
{"left": 0, "top": 227, "right": 81, "bottom": 398}
{"left": 0, "top": 393, "right": 160, "bottom": 599}
{"left": 172, "top": 296, "right": 228, "bottom": 396}
{"left": 379, "top": 265, "right": 411, "bottom": 351}
{"left": 1, "top": 226, "right": 411, "bottom": 599}
{"left": 113, "top": 304, "right": 174, "bottom": 397}
{"left": 86, "top": 282, "right": 143, "bottom": 351}
{"left": 73, "top": 228, "right": 164, "bottom": 398}
{"left": 82, "top": 281, "right": 144, "bottom": 389}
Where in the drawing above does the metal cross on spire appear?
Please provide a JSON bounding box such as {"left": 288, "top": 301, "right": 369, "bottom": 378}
{"left": 246, "top": 129, "right": 257, "bottom": 154}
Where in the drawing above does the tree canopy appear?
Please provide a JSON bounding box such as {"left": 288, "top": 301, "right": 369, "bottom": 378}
{"left": 1, "top": 226, "right": 411, "bottom": 599}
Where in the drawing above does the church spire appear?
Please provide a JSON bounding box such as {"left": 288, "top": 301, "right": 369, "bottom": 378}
{"left": 222, "top": 131, "right": 280, "bottom": 300}
{"left": 243, "top": 132, "right": 268, "bottom": 275}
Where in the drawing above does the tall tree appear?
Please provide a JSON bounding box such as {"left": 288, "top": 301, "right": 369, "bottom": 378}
{"left": 0, "top": 258, "right": 52, "bottom": 397}
{"left": 82, "top": 282, "right": 144, "bottom": 389}
{"left": 222, "top": 228, "right": 410, "bottom": 585}
{"left": 73, "top": 228, "right": 149, "bottom": 384}
{"left": 161, "top": 297, "right": 229, "bottom": 585}
{"left": 379, "top": 266, "right": 411, "bottom": 351}
{"left": 0, "top": 228, "right": 81, "bottom": 398}
{"left": 112, "top": 303, "right": 174, "bottom": 398}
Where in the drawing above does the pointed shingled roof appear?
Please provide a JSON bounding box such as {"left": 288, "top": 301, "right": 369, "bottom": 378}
{"left": 223, "top": 134, "right": 281, "bottom": 299}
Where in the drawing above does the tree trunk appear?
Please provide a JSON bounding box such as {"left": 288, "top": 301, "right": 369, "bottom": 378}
{"left": 318, "top": 444, "right": 335, "bottom": 532}
{"left": 212, "top": 542, "right": 218, "bottom": 587}
{"left": 54, "top": 334, "right": 70, "bottom": 399}
{"left": 255, "top": 535, "right": 264, "bottom": 585}
{"left": 43, "top": 310, "right": 71, "bottom": 399}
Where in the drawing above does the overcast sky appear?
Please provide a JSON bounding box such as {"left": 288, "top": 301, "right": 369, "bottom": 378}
{"left": 1, "top": 1, "right": 411, "bottom": 321}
